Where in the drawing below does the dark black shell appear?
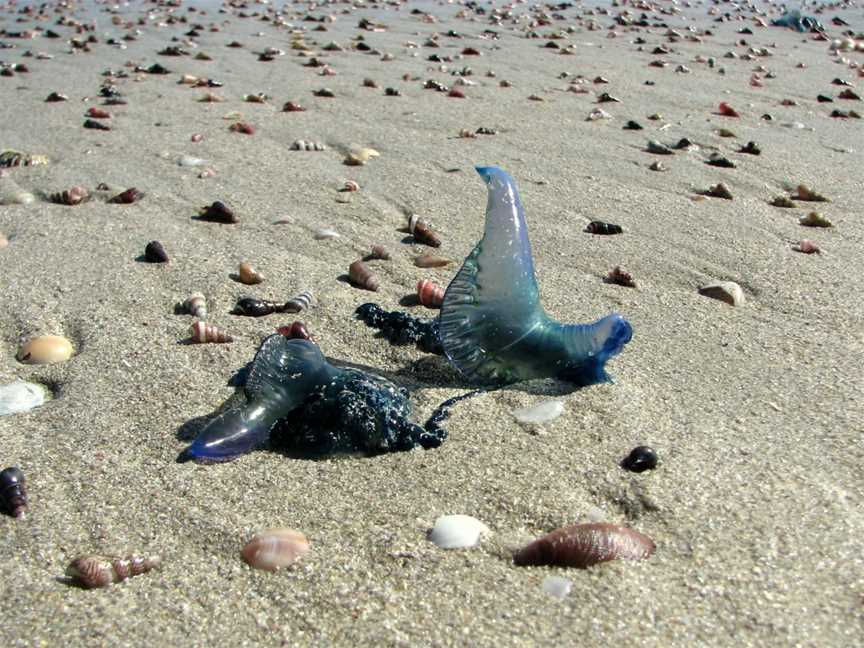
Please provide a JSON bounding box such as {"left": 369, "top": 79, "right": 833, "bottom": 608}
{"left": 621, "top": 446, "right": 658, "bottom": 473}
{"left": 0, "top": 466, "right": 27, "bottom": 517}
{"left": 233, "top": 297, "right": 281, "bottom": 317}
{"left": 585, "top": 221, "right": 623, "bottom": 235}
{"left": 144, "top": 241, "right": 169, "bottom": 263}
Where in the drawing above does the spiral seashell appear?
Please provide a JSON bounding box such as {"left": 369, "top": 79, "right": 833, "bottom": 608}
{"left": 144, "top": 240, "right": 169, "bottom": 263}
{"left": 238, "top": 262, "right": 264, "bottom": 285}
{"left": 284, "top": 290, "right": 314, "bottom": 314}
{"left": 368, "top": 244, "right": 390, "bottom": 260}
{"left": 606, "top": 266, "right": 636, "bottom": 288}
{"left": 276, "top": 321, "right": 312, "bottom": 341}
{"left": 770, "top": 196, "right": 796, "bottom": 208}
{"left": 718, "top": 101, "right": 740, "bottom": 117}
{"left": 792, "top": 185, "right": 829, "bottom": 203}
{"left": 705, "top": 183, "right": 733, "bottom": 200}
{"left": 107, "top": 188, "right": 144, "bottom": 204}
{"left": 198, "top": 200, "right": 237, "bottom": 223}
{"left": 66, "top": 554, "right": 161, "bottom": 589}
{"left": 585, "top": 221, "right": 623, "bottom": 235}
{"left": 50, "top": 186, "right": 89, "bottom": 206}
{"left": 0, "top": 150, "right": 49, "bottom": 168}
{"left": 513, "top": 523, "right": 655, "bottom": 569}
{"left": 184, "top": 293, "right": 207, "bottom": 318}
{"left": 414, "top": 254, "right": 453, "bottom": 268}
{"left": 348, "top": 260, "right": 379, "bottom": 291}
{"left": 0, "top": 466, "right": 27, "bottom": 518}
{"left": 408, "top": 215, "right": 441, "bottom": 247}
{"left": 417, "top": 279, "right": 445, "bottom": 308}
{"left": 229, "top": 122, "right": 255, "bottom": 135}
{"left": 799, "top": 212, "right": 832, "bottom": 228}
{"left": 243, "top": 93, "right": 268, "bottom": 103}
{"left": 241, "top": 529, "right": 310, "bottom": 571}
{"left": 341, "top": 180, "right": 359, "bottom": 192}
{"left": 85, "top": 107, "right": 110, "bottom": 119}
{"left": 290, "top": 140, "right": 327, "bottom": 151}
{"left": 190, "top": 321, "right": 233, "bottom": 343}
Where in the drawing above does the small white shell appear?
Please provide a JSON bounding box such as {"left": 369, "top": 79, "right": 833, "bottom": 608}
{"left": 511, "top": 400, "right": 565, "bottom": 425}
{"left": 428, "top": 514, "right": 490, "bottom": 549}
{"left": 0, "top": 380, "right": 48, "bottom": 416}
{"left": 178, "top": 155, "right": 208, "bottom": 167}
{"left": 542, "top": 576, "right": 573, "bottom": 599}
{"left": 313, "top": 228, "right": 340, "bottom": 240}
{"left": 241, "top": 528, "right": 310, "bottom": 571}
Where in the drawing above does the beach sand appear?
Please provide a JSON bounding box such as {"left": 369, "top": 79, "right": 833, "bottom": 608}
{"left": 1, "top": 1, "right": 863, "bottom": 646}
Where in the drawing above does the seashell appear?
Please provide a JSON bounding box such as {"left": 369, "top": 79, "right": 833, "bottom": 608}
{"left": 313, "top": 88, "right": 336, "bottom": 98}
{"left": 198, "top": 168, "right": 216, "bottom": 179}
{"left": 672, "top": 138, "right": 696, "bottom": 151}
{"left": 0, "top": 380, "right": 48, "bottom": 416}
{"left": 384, "top": 87, "right": 402, "bottom": 97}
{"left": 838, "top": 89, "right": 861, "bottom": 100}
{"left": 0, "top": 466, "right": 27, "bottom": 517}
{"left": 108, "top": 188, "right": 144, "bottom": 204}
{"left": 621, "top": 446, "right": 658, "bottom": 473}
{"left": 368, "top": 244, "right": 390, "bottom": 260}
{"left": 585, "top": 221, "right": 623, "bottom": 235}
{"left": 199, "top": 92, "right": 224, "bottom": 102}
{"left": 648, "top": 161, "right": 667, "bottom": 172}
{"left": 799, "top": 212, "right": 832, "bottom": 228}
{"left": 793, "top": 240, "right": 821, "bottom": 254}
{"left": 243, "top": 93, "right": 268, "bottom": 103}
{"left": 313, "top": 228, "right": 340, "bottom": 240}
{"left": 284, "top": 290, "right": 314, "bottom": 314}
{"left": 647, "top": 113, "right": 663, "bottom": 121}
{"left": 86, "top": 107, "right": 110, "bottom": 119}
{"left": 543, "top": 575, "right": 573, "bottom": 599}
{"left": 282, "top": 101, "right": 306, "bottom": 112}
{"left": 241, "top": 529, "right": 310, "bottom": 571}
{"left": 276, "top": 321, "right": 313, "bottom": 341}
{"left": 706, "top": 154, "right": 736, "bottom": 168}
{"left": 770, "top": 196, "right": 796, "bottom": 208}
{"left": 704, "top": 183, "right": 733, "bottom": 200}
{"left": 178, "top": 155, "right": 207, "bottom": 167}
{"left": 428, "top": 515, "right": 490, "bottom": 549}
{"left": 45, "top": 92, "right": 68, "bottom": 102}
{"left": 0, "top": 178, "right": 36, "bottom": 205}
{"left": 408, "top": 215, "right": 441, "bottom": 247}
{"left": 511, "top": 400, "right": 565, "bottom": 425}
{"left": 50, "top": 186, "right": 89, "bottom": 206}
{"left": 607, "top": 266, "right": 636, "bottom": 288}
{"left": 448, "top": 88, "right": 465, "bottom": 99}
{"left": 238, "top": 262, "right": 264, "bottom": 285}
{"left": 144, "top": 240, "right": 169, "bottom": 263}
{"left": 739, "top": 141, "right": 761, "bottom": 155}
{"left": 698, "top": 281, "right": 744, "bottom": 306}
{"left": 341, "top": 181, "right": 359, "bottom": 192}
{"left": 417, "top": 279, "right": 445, "bottom": 308}
{"left": 17, "top": 335, "right": 74, "bottom": 365}
{"left": 233, "top": 297, "right": 282, "bottom": 317}
{"left": 718, "top": 102, "right": 740, "bottom": 117}
{"left": 513, "top": 523, "right": 655, "bottom": 568}
{"left": 344, "top": 147, "right": 380, "bottom": 166}
{"left": 597, "top": 92, "right": 620, "bottom": 103}
{"left": 348, "top": 260, "right": 380, "bottom": 291}
{"left": 414, "top": 254, "right": 453, "bottom": 268}
{"left": 290, "top": 140, "right": 327, "bottom": 151}
{"left": 184, "top": 293, "right": 207, "bottom": 319}
{"left": 0, "top": 151, "right": 49, "bottom": 168}
{"left": 792, "top": 185, "right": 829, "bottom": 202}
{"left": 66, "top": 554, "right": 160, "bottom": 589}
{"left": 179, "top": 73, "right": 199, "bottom": 85}
{"left": 646, "top": 140, "right": 673, "bottom": 155}
{"left": 586, "top": 108, "right": 612, "bottom": 121}
{"left": 228, "top": 122, "right": 255, "bottom": 135}
{"left": 198, "top": 201, "right": 237, "bottom": 224}
{"left": 190, "top": 321, "right": 233, "bottom": 343}
{"left": 83, "top": 119, "right": 111, "bottom": 131}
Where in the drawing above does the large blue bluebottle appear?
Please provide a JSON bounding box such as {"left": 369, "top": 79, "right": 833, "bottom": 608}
{"left": 182, "top": 335, "right": 451, "bottom": 463}
{"left": 359, "top": 166, "right": 633, "bottom": 386}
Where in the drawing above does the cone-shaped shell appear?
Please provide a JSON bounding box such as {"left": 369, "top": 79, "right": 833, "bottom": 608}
{"left": 408, "top": 215, "right": 441, "bottom": 247}
{"left": 66, "top": 554, "right": 161, "bottom": 589}
{"left": 17, "top": 335, "right": 74, "bottom": 365}
{"left": 184, "top": 293, "right": 207, "bottom": 319}
{"left": 417, "top": 279, "right": 444, "bottom": 308}
{"left": 513, "top": 523, "right": 655, "bottom": 568}
{"left": 241, "top": 528, "right": 310, "bottom": 571}
{"left": 348, "top": 260, "right": 379, "bottom": 291}
{"left": 190, "top": 321, "right": 233, "bottom": 343}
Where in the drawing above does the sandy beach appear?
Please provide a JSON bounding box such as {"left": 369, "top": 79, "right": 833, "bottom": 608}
{"left": 1, "top": 0, "right": 863, "bottom": 646}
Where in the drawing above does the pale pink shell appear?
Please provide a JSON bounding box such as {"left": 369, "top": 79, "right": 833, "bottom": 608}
{"left": 241, "top": 528, "right": 310, "bottom": 571}
{"left": 793, "top": 239, "right": 820, "bottom": 254}
{"left": 417, "top": 279, "right": 445, "bottom": 308}
{"left": 513, "top": 523, "right": 655, "bottom": 569}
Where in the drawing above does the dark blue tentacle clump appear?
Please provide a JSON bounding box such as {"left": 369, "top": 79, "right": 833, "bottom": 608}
{"left": 355, "top": 303, "right": 443, "bottom": 355}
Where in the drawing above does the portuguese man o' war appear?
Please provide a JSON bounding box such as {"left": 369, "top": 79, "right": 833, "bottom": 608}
{"left": 359, "top": 166, "right": 633, "bottom": 386}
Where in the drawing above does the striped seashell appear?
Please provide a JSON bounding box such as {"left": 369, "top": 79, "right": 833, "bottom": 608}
{"left": 107, "top": 188, "right": 144, "bottom": 204}
{"left": 184, "top": 293, "right": 207, "bottom": 318}
{"left": 0, "top": 466, "right": 27, "bottom": 518}
{"left": 585, "top": 221, "right": 623, "bottom": 235}
{"left": 241, "top": 529, "right": 310, "bottom": 571}
{"left": 513, "top": 523, "right": 655, "bottom": 569}
{"left": 348, "top": 260, "right": 379, "bottom": 291}
{"left": 290, "top": 140, "right": 326, "bottom": 151}
{"left": 144, "top": 240, "right": 169, "bottom": 263}
{"left": 50, "top": 186, "right": 89, "bottom": 206}
{"left": 66, "top": 554, "right": 161, "bottom": 589}
{"left": 414, "top": 254, "right": 452, "bottom": 268}
{"left": 190, "top": 321, "right": 233, "bottom": 343}
{"left": 408, "top": 215, "right": 441, "bottom": 247}
{"left": 284, "top": 290, "right": 314, "bottom": 314}
{"left": 342, "top": 180, "right": 360, "bottom": 192}
{"left": 417, "top": 279, "right": 444, "bottom": 308}
{"left": 606, "top": 265, "right": 636, "bottom": 288}
{"left": 276, "top": 321, "right": 312, "bottom": 341}
{"left": 368, "top": 244, "right": 390, "bottom": 260}
{"left": 238, "top": 262, "right": 264, "bottom": 285}
{"left": 0, "top": 150, "right": 49, "bottom": 168}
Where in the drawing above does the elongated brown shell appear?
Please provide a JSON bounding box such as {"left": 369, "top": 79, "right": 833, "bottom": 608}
{"left": 241, "top": 528, "right": 310, "bottom": 571}
{"left": 408, "top": 215, "right": 441, "bottom": 247}
{"left": 513, "top": 523, "right": 655, "bottom": 568}
{"left": 417, "top": 279, "right": 445, "bottom": 308}
{"left": 108, "top": 188, "right": 143, "bottom": 204}
{"left": 348, "top": 260, "right": 379, "bottom": 291}
{"left": 607, "top": 266, "right": 636, "bottom": 288}
{"left": 414, "top": 254, "right": 453, "bottom": 268}
{"left": 190, "top": 321, "right": 233, "bottom": 343}
{"left": 238, "top": 262, "right": 264, "bottom": 285}
{"left": 50, "top": 186, "right": 89, "bottom": 206}
{"left": 66, "top": 554, "right": 160, "bottom": 589}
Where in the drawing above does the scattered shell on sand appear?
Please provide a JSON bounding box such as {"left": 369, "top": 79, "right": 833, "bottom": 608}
{"left": 512, "top": 400, "right": 565, "bottom": 425}
{"left": 704, "top": 183, "right": 733, "bottom": 200}
{"left": 408, "top": 215, "right": 441, "bottom": 247}
{"left": 284, "top": 290, "right": 314, "bottom": 314}
{"left": 228, "top": 122, "right": 255, "bottom": 135}
{"left": 17, "top": 335, "right": 74, "bottom": 365}
{"left": 178, "top": 155, "right": 208, "bottom": 167}
{"left": 770, "top": 196, "right": 796, "bottom": 208}
{"left": 585, "top": 221, "right": 623, "bottom": 235}
{"left": 198, "top": 201, "right": 237, "bottom": 224}
{"left": 699, "top": 281, "right": 744, "bottom": 306}
{"left": 799, "top": 212, "right": 832, "bottom": 228}
{"left": 792, "top": 185, "right": 829, "bottom": 202}
{"left": 414, "top": 254, "right": 453, "bottom": 268}
{"left": 238, "top": 262, "right": 264, "bottom": 285}
{"left": 344, "top": 147, "right": 380, "bottom": 166}
{"left": 0, "top": 380, "right": 48, "bottom": 416}
{"left": 348, "top": 260, "right": 379, "bottom": 291}
{"left": 793, "top": 240, "right": 821, "bottom": 254}
{"left": 184, "top": 293, "right": 207, "bottom": 319}
{"left": 290, "top": 140, "right": 326, "bottom": 151}
{"left": 66, "top": 555, "right": 161, "bottom": 589}
{"left": 428, "top": 515, "right": 490, "bottom": 549}
{"left": 341, "top": 180, "right": 359, "bottom": 192}
{"left": 276, "top": 321, "right": 312, "bottom": 342}
{"left": 313, "top": 228, "right": 340, "bottom": 240}
{"left": 0, "top": 150, "right": 49, "bottom": 168}
{"left": 368, "top": 244, "right": 390, "bottom": 260}
{"left": 607, "top": 266, "right": 636, "bottom": 288}
{"left": 417, "top": 279, "right": 445, "bottom": 308}
{"left": 50, "top": 186, "right": 89, "bottom": 206}
{"left": 0, "top": 466, "right": 28, "bottom": 518}
{"left": 144, "top": 240, "right": 169, "bottom": 263}
{"left": 108, "top": 188, "right": 144, "bottom": 204}
{"left": 190, "top": 321, "right": 233, "bottom": 343}
{"left": 0, "top": 178, "right": 36, "bottom": 205}
{"left": 621, "top": 446, "right": 659, "bottom": 473}
{"left": 241, "top": 529, "right": 310, "bottom": 571}
{"left": 513, "top": 523, "right": 655, "bottom": 569}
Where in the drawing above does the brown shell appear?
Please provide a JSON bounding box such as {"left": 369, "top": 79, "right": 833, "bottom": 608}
{"left": 368, "top": 244, "right": 390, "bottom": 260}
{"left": 50, "top": 185, "right": 89, "bottom": 206}
{"left": 17, "top": 335, "right": 74, "bottom": 365}
{"left": 276, "top": 321, "right": 312, "bottom": 341}
{"left": 348, "top": 260, "right": 379, "bottom": 291}
{"left": 417, "top": 279, "right": 445, "bottom": 308}
{"left": 513, "top": 523, "right": 655, "bottom": 569}
{"left": 190, "top": 321, "right": 233, "bottom": 343}
{"left": 408, "top": 215, "right": 441, "bottom": 247}
{"left": 792, "top": 185, "right": 829, "bottom": 202}
{"left": 241, "top": 529, "right": 310, "bottom": 571}
{"left": 238, "top": 262, "right": 264, "bottom": 285}
{"left": 607, "top": 265, "right": 636, "bottom": 288}
{"left": 414, "top": 254, "right": 453, "bottom": 268}
{"left": 108, "top": 188, "right": 144, "bottom": 204}
{"left": 228, "top": 122, "right": 255, "bottom": 135}
{"left": 66, "top": 554, "right": 160, "bottom": 589}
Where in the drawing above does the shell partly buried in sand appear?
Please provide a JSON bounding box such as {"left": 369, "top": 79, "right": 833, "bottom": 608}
{"left": 0, "top": 466, "right": 28, "bottom": 518}
{"left": 343, "top": 147, "right": 380, "bottom": 166}
{"left": 238, "top": 261, "right": 264, "bottom": 285}
{"left": 17, "top": 335, "right": 74, "bottom": 365}
{"left": 0, "top": 380, "right": 48, "bottom": 416}
{"left": 66, "top": 554, "right": 161, "bottom": 588}
{"left": 428, "top": 515, "right": 490, "bottom": 549}
{"left": 241, "top": 528, "right": 310, "bottom": 571}
{"left": 513, "top": 523, "right": 655, "bottom": 568}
